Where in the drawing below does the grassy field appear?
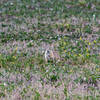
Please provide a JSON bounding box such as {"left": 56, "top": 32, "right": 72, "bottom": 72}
{"left": 0, "top": 0, "right": 100, "bottom": 100}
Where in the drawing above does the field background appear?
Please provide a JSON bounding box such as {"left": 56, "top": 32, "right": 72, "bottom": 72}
{"left": 0, "top": 0, "right": 100, "bottom": 100}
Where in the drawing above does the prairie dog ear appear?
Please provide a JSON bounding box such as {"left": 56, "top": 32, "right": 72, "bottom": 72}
{"left": 50, "top": 43, "right": 55, "bottom": 50}
{"left": 50, "top": 43, "right": 58, "bottom": 50}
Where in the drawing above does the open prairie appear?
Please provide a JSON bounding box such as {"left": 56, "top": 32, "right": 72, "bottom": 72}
{"left": 0, "top": 0, "right": 100, "bottom": 100}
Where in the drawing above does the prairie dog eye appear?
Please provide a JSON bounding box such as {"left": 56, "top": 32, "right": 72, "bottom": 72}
{"left": 47, "top": 50, "right": 50, "bottom": 53}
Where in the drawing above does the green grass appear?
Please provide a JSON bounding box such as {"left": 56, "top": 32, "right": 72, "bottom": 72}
{"left": 0, "top": 0, "right": 100, "bottom": 99}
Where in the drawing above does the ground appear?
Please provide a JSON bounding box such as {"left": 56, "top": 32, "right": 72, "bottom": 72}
{"left": 0, "top": 0, "right": 100, "bottom": 100}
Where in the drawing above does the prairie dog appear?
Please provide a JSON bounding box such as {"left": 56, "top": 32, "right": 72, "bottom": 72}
{"left": 44, "top": 49, "right": 60, "bottom": 62}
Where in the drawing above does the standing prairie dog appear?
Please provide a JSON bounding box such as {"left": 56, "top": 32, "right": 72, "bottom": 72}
{"left": 44, "top": 48, "right": 60, "bottom": 62}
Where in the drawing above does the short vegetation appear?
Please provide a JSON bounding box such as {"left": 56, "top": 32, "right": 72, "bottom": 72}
{"left": 0, "top": 0, "right": 100, "bottom": 100}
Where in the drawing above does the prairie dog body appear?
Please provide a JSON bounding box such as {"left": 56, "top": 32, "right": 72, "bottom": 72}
{"left": 44, "top": 49, "right": 60, "bottom": 62}
{"left": 44, "top": 49, "right": 54, "bottom": 62}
